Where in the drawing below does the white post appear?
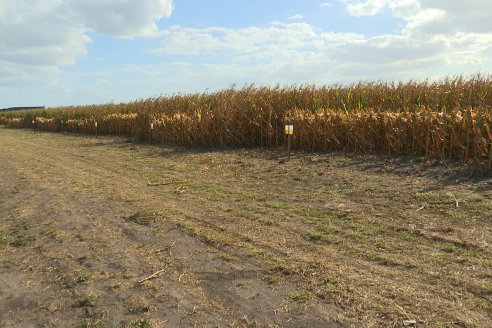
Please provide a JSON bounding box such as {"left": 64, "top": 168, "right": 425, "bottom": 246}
{"left": 150, "top": 122, "right": 154, "bottom": 144}
{"left": 285, "top": 124, "right": 294, "bottom": 160}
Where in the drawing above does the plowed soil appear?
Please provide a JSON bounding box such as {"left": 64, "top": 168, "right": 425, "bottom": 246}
{"left": 0, "top": 127, "right": 491, "bottom": 328}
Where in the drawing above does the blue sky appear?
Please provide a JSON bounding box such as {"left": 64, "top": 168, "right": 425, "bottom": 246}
{"left": 1, "top": 0, "right": 492, "bottom": 108}
{"left": 164, "top": 1, "right": 398, "bottom": 34}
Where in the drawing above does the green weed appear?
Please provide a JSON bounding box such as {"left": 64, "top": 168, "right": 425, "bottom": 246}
{"left": 11, "top": 234, "right": 36, "bottom": 247}
{"left": 365, "top": 251, "right": 394, "bottom": 266}
{"left": 288, "top": 290, "right": 312, "bottom": 302}
{"left": 76, "top": 273, "right": 92, "bottom": 283}
{"left": 75, "top": 320, "right": 116, "bottom": 328}
{"left": 72, "top": 295, "right": 96, "bottom": 308}
{"left": 126, "top": 295, "right": 155, "bottom": 314}
{"left": 128, "top": 319, "right": 151, "bottom": 328}
{"left": 306, "top": 231, "right": 323, "bottom": 241}
{"left": 265, "top": 200, "right": 289, "bottom": 209}
{"left": 341, "top": 246, "right": 358, "bottom": 257}
{"left": 214, "top": 253, "right": 234, "bottom": 261}
{"left": 203, "top": 231, "right": 230, "bottom": 247}
{"left": 126, "top": 212, "right": 154, "bottom": 225}
{"left": 264, "top": 274, "right": 282, "bottom": 284}
{"left": 269, "top": 258, "right": 297, "bottom": 275}
{"left": 242, "top": 244, "right": 264, "bottom": 257}
{"left": 440, "top": 242, "right": 461, "bottom": 254}
{"left": 322, "top": 275, "right": 338, "bottom": 292}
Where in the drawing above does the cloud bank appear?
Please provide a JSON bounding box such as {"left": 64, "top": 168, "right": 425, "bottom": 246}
{"left": 0, "top": 0, "right": 173, "bottom": 86}
{"left": 150, "top": 0, "right": 492, "bottom": 85}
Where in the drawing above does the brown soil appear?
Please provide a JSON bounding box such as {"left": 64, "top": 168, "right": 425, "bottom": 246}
{"left": 0, "top": 127, "right": 491, "bottom": 328}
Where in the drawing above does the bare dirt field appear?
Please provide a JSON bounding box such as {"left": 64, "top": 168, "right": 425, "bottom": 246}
{"left": 0, "top": 127, "right": 491, "bottom": 328}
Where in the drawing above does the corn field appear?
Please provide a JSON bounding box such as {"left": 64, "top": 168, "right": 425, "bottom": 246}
{"left": 1, "top": 75, "right": 492, "bottom": 170}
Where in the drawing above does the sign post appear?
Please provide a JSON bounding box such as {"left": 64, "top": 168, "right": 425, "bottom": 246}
{"left": 95, "top": 121, "right": 98, "bottom": 138}
{"left": 150, "top": 122, "right": 154, "bottom": 144}
{"left": 285, "top": 124, "right": 293, "bottom": 160}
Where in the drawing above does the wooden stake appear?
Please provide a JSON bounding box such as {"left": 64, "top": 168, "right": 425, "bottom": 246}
{"left": 288, "top": 133, "right": 292, "bottom": 161}
{"left": 150, "top": 122, "right": 154, "bottom": 144}
{"left": 285, "top": 124, "right": 293, "bottom": 161}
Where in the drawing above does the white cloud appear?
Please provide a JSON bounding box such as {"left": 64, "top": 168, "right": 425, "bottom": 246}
{"left": 407, "top": 0, "right": 492, "bottom": 36}
{"left": 344, "top": 0, "right": 390, "bottom": 16}
{"left": 66, "top": 0, "right": 174, "bottom": 38}
{"left": 320, "top": 2, "right": 334, "bottom": 7}
{"left": 151, "top": 9, "right": 492, "bottom": 87}
{"left": 288, "top": 14, "right": 304, "bottom": 20}
{"left": 0, "top": 0, "right": 173, "bottom": 87}
{"left": 153, "top": 23, "right": 320, "bottom": 57}
{"left": 342, "top": 0, "right": 492, "bottom": 36}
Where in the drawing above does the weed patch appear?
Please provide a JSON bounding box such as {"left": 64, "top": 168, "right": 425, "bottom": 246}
{"left": 306, "top": 230, "right": 323, "bottom": 241}
{"left": 75, "top": 320, "right": 116, "bottom": 328}
{"left": 288, "top": 290, "right": 312, "bottom": 302}
{"left": 439, "top": 242, "right": 467, "bottom": 255}
{"left": 45, "top": 229, "right": 58, "bottom": 238}
{"left": 365, "top": 251, "right": 395, "bottom": 266}
{"left": 125, "top": 212, "right": 155, "bottom": 225}
{"left": 341, "top": 246, "right": 359, "bottom": 257}
{"left": 203, "top": 231, "right": 230, "bottom": 247}
{"left": 322, "top": 275, "right": 338, "bottom": 292}
{"left": 264, "top": 274, "right": 282, "bottom": 284}
{"left": 76, "top": 273, "right": 92, "bottom": 283}
{"left": 127, "top": 319, "right": 152, "bottom": 328}
{"left": 126, "top": 295, "right": 155, "bottom": 314}
{"left": 259, "top": 218, "right": 276, "bottom": 226}
{"left": 11, "top": 234, "right": 36, "bottom": 247}
{"left": 242, "top": 244, "right": 264, "bottom": 257}
{"left": 269, "top": 258, "right": 297, "bottom": 275}
{"left": 72, "top": 295, "right": 96, "bottom": 308}
{"left": 265, "top": 200, "right": 289, "bottom": 209}
{"left": 214, "top": 252, "right": 234, "bottom": 261}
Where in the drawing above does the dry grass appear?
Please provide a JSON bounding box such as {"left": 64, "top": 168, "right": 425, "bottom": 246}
{"left": 2, "top": 75, "right": 492, "bottom": 169}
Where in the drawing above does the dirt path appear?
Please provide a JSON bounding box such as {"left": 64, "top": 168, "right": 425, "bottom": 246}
{"left": 0, "top": 127, "right": 491, "bottom": 328}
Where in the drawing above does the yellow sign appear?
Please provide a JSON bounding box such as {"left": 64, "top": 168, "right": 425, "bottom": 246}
{"left": 285, "top": 124, "right": 294, "bottom": 135}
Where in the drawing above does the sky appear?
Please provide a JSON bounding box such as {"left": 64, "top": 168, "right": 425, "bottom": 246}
{"left": 1, "top": 0, "right": 492, "bottom": 108}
